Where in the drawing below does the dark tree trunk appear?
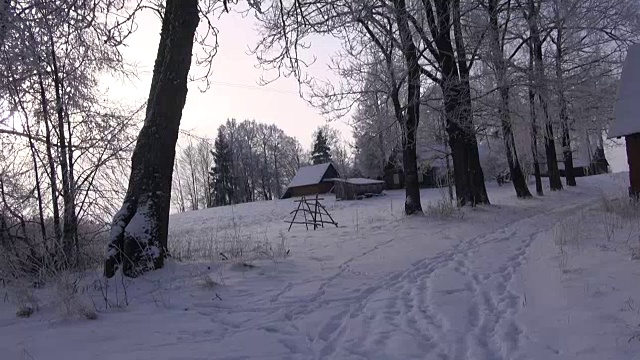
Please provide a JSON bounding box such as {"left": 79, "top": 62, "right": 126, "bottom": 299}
{"left": 541, "top": 101, "right": 563, "bottom": 191}
{"left": 430, "top": 0, "right": 489, "bottom": 206}
{"left": 498, "top": 86, "right": 532, "bottom": 198}
{"left": 527, "top": 0, "right": 562, "bottom": 191}
{"left": 529, "top": 91, "right": 544, "bottom": 196}
{"left": 453, "top": 0, "right": 489, "bottom": 205}
{"left": 487, "top": 0, "right": 531, "bottom": 198}
{"left": 626, "top": 134, "right": 640, "bottom": 199}
{"left": 442, "top": 83, "right": 490, "bottom": 206}
{"left": 394, "top": 0, "right": 423, "bottom": 215}
{"left": 273, "top": 149, "right": 281, "bottom": 199}
{"left": 528, "top": 43, "right": 544, "bottom": 196}
{"left": 38, "top": 73, "right": 63, "bottom": 249}
{"left": 0, "top": 209, "right": 7, "bottom": 250}
{"left": 555, "top": 25, "right": 576, "bottom": 186}
{"left": 64, "top": 107, "right": 79, "bottom": 262}
{"left": 50, "top": 39, "right": 77, "bottom": 265}
{"left": 21, "top": 103, "right": 49, "bottom": 245}
{"left": 105, "top": 0, "right": 199, "bottom": 278}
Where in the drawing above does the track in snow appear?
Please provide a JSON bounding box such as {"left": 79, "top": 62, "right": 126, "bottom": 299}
{"left": 198, "top": 194, "right": 598, "bottom": 360}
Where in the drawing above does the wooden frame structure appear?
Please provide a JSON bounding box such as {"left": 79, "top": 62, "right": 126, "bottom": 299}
{"left": 286, "top": 194, "right": 338, "bottom": 231}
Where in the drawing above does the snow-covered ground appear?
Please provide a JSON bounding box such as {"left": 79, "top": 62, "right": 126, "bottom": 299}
{"left": 2, "top": 173, "right": 640, "bottom": 360}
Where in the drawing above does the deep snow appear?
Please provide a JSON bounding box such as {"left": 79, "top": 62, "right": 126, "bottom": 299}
{"left": 2, "top": 174, "right": 640, "bottom": 360}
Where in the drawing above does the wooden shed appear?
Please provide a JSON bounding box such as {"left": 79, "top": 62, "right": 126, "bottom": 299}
{"left": 333, "top": 178, "right": 385, "bottom": 200}
{"left": 281, "top": 163, "right": 339, "bottom": 199}
{"left": 609, "top": 43, "right": 640, "bottom": 199}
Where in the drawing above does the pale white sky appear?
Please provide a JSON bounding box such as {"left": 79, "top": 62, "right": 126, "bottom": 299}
{"left": 101, "top": 6, "right": 351, "bottom": 150}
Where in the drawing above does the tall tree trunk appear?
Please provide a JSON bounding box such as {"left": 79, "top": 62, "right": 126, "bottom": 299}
{"left": 554, "top": 20, "right": 576, "bottom": 186}
{"left": 50, "top": 40, "right": 77, "bottom": 265}
{"left": 498, "top": 86, "right": 532, "bottom": 198}
{"left": 38, "top": 73, "right": 63, "bottom": 251}
{"left": 105, "top": 0, "right": 199, "bottom": 278}
{"left": 487, "top": 0, "right": 531, "bottom": 198}
{"left": 273, "top": 150, "right": 281, "bottom": 199}
{"left": 528, "top": 0, "right": 562, "bottom": 191}
{"left": 528, "top": 41, "right": 544, "bottom": 196}
{"left": 64, "top": 106, "right": 79, "bottom": 263}
{"left": 0, "top": 208, "right": 7, "bottom": 250}
{"left": 453, "top": 0, "right": 490, "bottom": 205}
{"left": 394, "top": 0, "right": 422, "bottom": 215}
{"left": 25, "top": 119, "right": 48, "bottom": 246}
{"left": 431, "top": 0, "right": 489, "bottom": 206}
{"left": 442, "top": 117, "right": 454, "bottom": 202}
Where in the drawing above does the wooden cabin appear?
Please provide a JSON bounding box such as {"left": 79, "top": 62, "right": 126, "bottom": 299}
{"left": 609, "top": 43, "right": 640, "bottom": 199}
{"left": 332, "top": 178, "right": 385, "bottom": 200}
{"left": 281, "top": 163, "right": 339, "bottom": 199}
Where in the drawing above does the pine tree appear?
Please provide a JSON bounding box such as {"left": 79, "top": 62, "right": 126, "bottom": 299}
{"left": 311, "top": 129, "right": 332, "bottom": 165}
{"left": 210, "top": 129, "right": 234, "bottom": 206}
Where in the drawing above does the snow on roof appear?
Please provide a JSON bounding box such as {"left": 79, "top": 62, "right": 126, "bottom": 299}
{"left": 610, "top": 44, "right": 640, "bottom": 138}
{"left": 331, "top": 178, "right": 385, "bottom": 185}
{"left": 286, "top": 163, "right": 334, "bottom": 188}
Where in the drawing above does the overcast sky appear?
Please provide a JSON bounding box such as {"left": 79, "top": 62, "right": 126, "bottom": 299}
{"left": 101, "top": 4, "right": 628, "bottom": 173}
{"left": 101, "top": 5, "right": 350, "bottom": 151}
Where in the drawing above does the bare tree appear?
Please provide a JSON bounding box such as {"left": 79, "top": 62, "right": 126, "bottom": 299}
{"left": 0, "top": 0, "right": 140, "bottom": 272}
{"left": 482, "top": 0, "right": 532, "bottom": 198}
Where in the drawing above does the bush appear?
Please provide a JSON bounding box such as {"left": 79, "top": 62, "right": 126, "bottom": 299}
{"left": 425, "top": 196, "right": 462, "bottom": 219}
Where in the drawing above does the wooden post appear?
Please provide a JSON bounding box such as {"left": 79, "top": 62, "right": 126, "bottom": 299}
{"left": 626, "top": 133, "right": 640, "bottom": 200}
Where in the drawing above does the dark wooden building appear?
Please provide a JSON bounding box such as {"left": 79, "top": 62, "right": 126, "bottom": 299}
{"left": 609, "top": 43, "right": 640, "bottom": 199}
{"left": 625, "top": 134, "right": 640, "bottom": 198}
{"left": 333, "top": 178, "right": 385, "bottom": 200}
{"left": 281, "top": 163, "right": 339, "bottom": 199}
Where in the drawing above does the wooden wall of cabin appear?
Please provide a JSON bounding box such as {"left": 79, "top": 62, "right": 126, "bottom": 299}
{"left": 626, "top": 133, "right": 640, "bottom": 198}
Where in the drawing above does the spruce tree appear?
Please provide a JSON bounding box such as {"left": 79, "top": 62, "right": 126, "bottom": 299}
{"left": 210, "top": 130, "right": 234, "bottom": 206}
{"left": 311, "top": 129, "right": 332, "bottom": 165}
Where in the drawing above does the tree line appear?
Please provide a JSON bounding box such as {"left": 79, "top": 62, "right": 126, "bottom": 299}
{"left": 254, "top": 0, "right": 638, "bottom": 214}
{"left": 172, "top": 121, "right": 352, "bottom": 212}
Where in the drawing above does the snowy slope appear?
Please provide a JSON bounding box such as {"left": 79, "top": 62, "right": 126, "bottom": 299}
{"left": 2, "top": 175, "right": 640, "bottom": 359}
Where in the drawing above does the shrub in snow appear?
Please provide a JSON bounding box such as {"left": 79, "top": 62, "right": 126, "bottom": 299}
{"left": 425, "top": 193, "right": 461, "bottom": 219}
{"left": 13, "top": 285, "right": 38, "bottom": 318}
{"left": 197, "top": 274, "right": 219, "bottom": 289}
{"left": 553, "top": 211, "right": 590, "bottom": 272}
{"left": 53, "top": 272, "right": 98, "bottom": 320}
{"left": 599, "top": 193, "right": 640, "bottom": 249}
{"left": 168, "top": 215, "right": 290, "bottom": 264}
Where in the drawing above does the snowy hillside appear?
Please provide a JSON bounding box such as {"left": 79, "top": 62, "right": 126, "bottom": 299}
{"left": 2, "top": 174, "right": 640, "bottom": 360}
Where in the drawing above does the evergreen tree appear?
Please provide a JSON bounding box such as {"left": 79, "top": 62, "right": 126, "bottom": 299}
{"left": 311, "top": 129, "right": 332, "bottom": 165}
{"left": 210, "top": 129, "right": 234, "bottom": 206}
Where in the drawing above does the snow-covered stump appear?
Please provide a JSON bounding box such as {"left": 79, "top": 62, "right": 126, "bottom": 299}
{"left": 106, "top": 195, "right": 169, "bottom": 278}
